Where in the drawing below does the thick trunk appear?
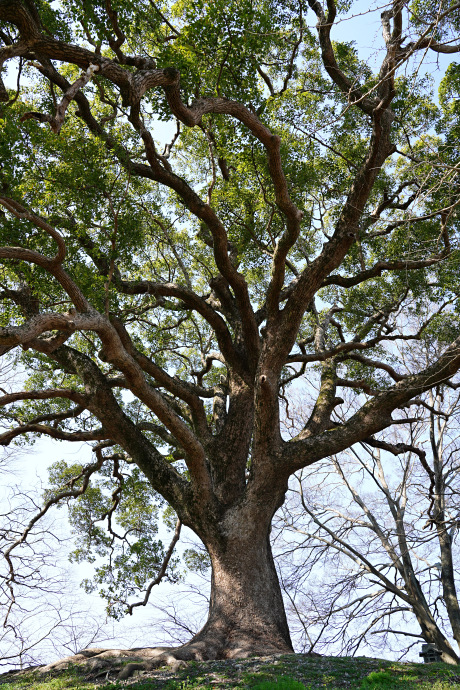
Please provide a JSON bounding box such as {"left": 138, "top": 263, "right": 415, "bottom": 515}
{"left": 36, "top": 514, "right": 295, "bottom": 680}
{"left": 402, "top": 559, "right": 459, "bottom": 664}
{"left": 436, "top": 519, "right": 460, "bottom": 655}
{"left": 178, "top": 507, "right": 293, "bottom": 659}
{"left": 432, "top": 461, "right": 460, "bottom": 652}
{"left": 411, "top": 595, "right": 459, "bottom": 665}
{"left": 431, "top": 443, "right": 460, "bottom": 659}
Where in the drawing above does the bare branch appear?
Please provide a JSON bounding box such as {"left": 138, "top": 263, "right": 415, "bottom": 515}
{"left": 126, "top": 519, "right": 182, "bottom": 615}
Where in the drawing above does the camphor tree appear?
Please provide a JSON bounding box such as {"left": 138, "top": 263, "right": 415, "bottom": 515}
{"left": 0, "top": 0, "right": 460, "bottom": 666}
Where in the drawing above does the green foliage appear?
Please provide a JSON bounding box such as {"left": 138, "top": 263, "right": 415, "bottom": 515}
{"left": 0, "top": 0, "right": 459, "bottom": 634}
{"left": 360, "top": 670, "right": 415, "bottom": 689}
{"left": 183, "top": 548, "right": 211, "bottom": 574}
{"left": 46, "top": 458, "right": 178, "bottom": 619}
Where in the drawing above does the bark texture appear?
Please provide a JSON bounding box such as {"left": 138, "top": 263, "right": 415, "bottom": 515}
{"left": 189, "top": 512, "right": 293, "bottom": 658}
{"left": 0, "top": 0, "right": 459, "bottom": 665}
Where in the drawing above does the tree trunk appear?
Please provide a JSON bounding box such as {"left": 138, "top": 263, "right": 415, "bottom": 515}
{"left": 177, "top": 504, "right": 294, "bottom": 659}
{"left": 33, "top": 505, "right": 295, "bottom": 679}
{"left": 411, "top": 596, "right": 459, "bottom": 665}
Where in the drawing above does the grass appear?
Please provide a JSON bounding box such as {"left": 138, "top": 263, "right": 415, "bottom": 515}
{"left": 1, "top": 653, "right": 460, "bottom": 689}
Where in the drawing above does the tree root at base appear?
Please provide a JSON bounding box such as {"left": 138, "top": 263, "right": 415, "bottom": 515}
{"left": 6, "top": 641, "right": 297, "bottom": 681}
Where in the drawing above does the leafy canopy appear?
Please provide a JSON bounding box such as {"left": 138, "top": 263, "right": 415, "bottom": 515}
{"left": 0, "top": 0, "right": 459, "bottom": 620}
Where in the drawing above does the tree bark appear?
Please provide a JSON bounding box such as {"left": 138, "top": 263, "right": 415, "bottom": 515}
{"left": 411, "top": 596, "right": 459, "bottom": 665}
{"left": 178, "top": 501, "right": 293, "bottom": 659}
{"left": 429, "top": 407, "right": 460, "bottom": 659}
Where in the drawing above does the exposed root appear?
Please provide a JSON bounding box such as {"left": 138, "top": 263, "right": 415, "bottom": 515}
{"left": 32, "top": 646, "right": 192, "bottom": 680}
{"left": 4, "top": 637, "right": 295, "bottom": 681}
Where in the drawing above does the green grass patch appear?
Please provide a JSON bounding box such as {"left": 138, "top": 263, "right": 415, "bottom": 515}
{"left": 361, "top": 669, "right": 411, "bottom": 689}
{"left": 252, "top": 678, "right": 307, "bottom": 689}
{"left": 2, "top": 654, "right": 460, "bottom": 690}
{"left": 0, "top": 667, "right": 98, "bottom": 689}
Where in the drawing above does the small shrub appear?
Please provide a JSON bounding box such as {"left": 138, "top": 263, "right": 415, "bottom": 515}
{"left": 360, "top": 670, "right": 406, "bottom": 689}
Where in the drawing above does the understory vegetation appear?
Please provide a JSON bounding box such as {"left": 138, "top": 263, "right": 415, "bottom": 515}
{"left": 2, "top": 654, "right": 460, "bottom": 690}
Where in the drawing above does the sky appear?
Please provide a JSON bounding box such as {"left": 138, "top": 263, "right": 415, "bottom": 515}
{"left": 1, "top": 0, "right": 459, "bottom": 670}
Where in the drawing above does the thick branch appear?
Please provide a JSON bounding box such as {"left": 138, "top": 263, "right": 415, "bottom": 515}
{"left": 306, "top": 0, "right": 376, "bottom": 114}
{"left": 322, "top": 253, "right": 449, "bottom": 289}
{"left": 118, "top": 280, "right": 244, "bottom": 379}
{"left": 0, "top": 388, "right": 86, "bottom": 407}
{"left": 0, "top": 196, "right": 67, "bottom": 265}
{"left": 284, "top": 334, "right": 460, "bottom": 471}
{"left": 20, "top": 63, "right": 100, "bottom": 133}
{"left": 49, "top": 345, "right": 194, "bottom": 517}
{"left": 0, "top": 198, "right": 90, "bottom": 312}
{"left": 109, "top": 316, "right": 212, "bottom": 443}
{"left": 0, "top": 422, "right": 106, "bottom": 446}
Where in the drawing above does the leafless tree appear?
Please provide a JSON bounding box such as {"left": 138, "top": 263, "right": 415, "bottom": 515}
{"left": 275, "top": 368, "right": 460, "bottom": 663}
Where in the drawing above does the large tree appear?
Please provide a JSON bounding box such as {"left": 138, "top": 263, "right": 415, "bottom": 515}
{"left": 0, "top": 0, "right": 460, "bottom": 664}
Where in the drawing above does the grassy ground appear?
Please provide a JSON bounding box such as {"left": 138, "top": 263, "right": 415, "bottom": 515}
{"left": 2, "top": 653, "right": 460, "bottom": 689}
